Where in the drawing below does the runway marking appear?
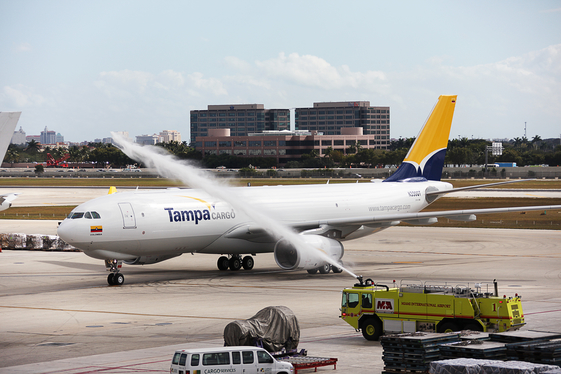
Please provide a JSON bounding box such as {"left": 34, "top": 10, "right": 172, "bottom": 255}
{"left": 0, "top": 305, "right": 240, "bottom": 320}
{"left": 36, "top": 359, "right": 168, "bottom": 374}
{"left": 351, "top": 249, "right": 561, "bottom": 258}
{"left": 525, "top": 309, "right": 561, "bottom": 315}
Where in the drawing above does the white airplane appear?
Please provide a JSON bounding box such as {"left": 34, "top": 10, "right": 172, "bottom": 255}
{"left": 57, "top": 96, "right": 561, "bottom": 285}
{"left": 0, "top": 193, "right": 19, "bottom": 212}
{"left": 0, "top": 111, "right": 23, "bottom": 211}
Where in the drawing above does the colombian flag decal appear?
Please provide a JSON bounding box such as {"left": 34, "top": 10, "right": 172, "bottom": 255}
{"left": 91, "top": 226, "right": 103, "bottom": 233}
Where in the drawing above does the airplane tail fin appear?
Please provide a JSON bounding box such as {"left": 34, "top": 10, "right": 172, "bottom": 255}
{"left": 0, "top": 112, "right": 22, "bottom": 164}
{"left": 384, "top": 95, "right": 456, "bottom": 182}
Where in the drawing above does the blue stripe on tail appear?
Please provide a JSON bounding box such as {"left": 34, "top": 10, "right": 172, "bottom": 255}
{"left": 384, "top": 148, "right": 447, "bottom": 182}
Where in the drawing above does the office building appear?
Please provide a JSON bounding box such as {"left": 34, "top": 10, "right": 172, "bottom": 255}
{"left": 40, "top": 127, "right": 56, "bottom": 145}
{"left": 295, "top": 101, "right": 390, "bottom": 149}
{"left": 190, "top": 104, "right": 290, "bottom": 144}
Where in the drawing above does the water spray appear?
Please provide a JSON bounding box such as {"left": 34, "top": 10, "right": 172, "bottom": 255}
{"left": 112, "top": 133, "right": 357, "bottom": 278}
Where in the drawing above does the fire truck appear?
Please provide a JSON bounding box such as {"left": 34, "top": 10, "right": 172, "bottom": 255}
{"left": 340, "top": 277, "right": 524, "bottom": 341}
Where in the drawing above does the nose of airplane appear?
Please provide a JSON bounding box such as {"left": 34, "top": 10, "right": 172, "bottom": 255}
{"left": 57, "top": 220, "right": 75, "bottom": 243}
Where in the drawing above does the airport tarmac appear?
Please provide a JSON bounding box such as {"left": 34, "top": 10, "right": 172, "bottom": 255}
{"left": 1, "top": 225, "right": 561, "bottom": 373}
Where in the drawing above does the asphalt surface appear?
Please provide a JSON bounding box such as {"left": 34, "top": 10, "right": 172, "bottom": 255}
{"left": 1, "top": 224, "right": 561, "bottom": 373}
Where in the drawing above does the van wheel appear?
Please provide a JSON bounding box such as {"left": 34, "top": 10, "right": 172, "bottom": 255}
{"left": 361, "top": 318, "right": 383, "bottom": 341}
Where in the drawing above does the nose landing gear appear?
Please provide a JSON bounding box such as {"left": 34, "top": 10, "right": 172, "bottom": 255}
{"left": 105, "top": 259, "right": 124, "bottom": 286}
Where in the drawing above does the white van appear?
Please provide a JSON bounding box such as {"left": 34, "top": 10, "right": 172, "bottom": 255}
{"left": 170, "top": 346, "right": 294, "bottom": 374}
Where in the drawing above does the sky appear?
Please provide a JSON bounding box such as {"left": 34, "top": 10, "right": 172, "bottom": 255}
{"left": 1, "top": 0, "right": 560, "bottom": 143}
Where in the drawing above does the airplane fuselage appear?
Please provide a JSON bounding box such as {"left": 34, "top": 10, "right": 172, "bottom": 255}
{"left": 58, "top": 181, "right": 453, "bottom": 261}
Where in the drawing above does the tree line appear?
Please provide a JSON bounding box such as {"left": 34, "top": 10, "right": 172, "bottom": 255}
{"left": 5, "top": 136, "right": 561, "bottom": 169}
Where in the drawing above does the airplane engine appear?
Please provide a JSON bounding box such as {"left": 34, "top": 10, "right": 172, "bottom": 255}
{"left": 273, "top": 235, "right": 344, "bottom": 271}
{"left": 124, "top": 254, "right": 181, "bottom": 265}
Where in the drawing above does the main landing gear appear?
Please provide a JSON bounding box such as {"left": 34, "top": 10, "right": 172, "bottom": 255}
{"left": 217, "top": 255, "right": 255, "bottom": 271}
{"left": 307, "top": 263, "right": 344, "bottom": 274}
{"left": 105, "top": 259, "right": 125, "bottom": 286}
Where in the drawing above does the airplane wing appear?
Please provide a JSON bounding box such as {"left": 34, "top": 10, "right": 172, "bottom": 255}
{"left": 0, "top": 193, "right": 19, "bottom": 211}
{"left": 223, "top": 204, "right": 561, "bottom": 241}
{"left": 426, "top": 179, "right": 534, "bottom": 197}
{"left": 300, "top": 204, "right": 561, "bottom": 229}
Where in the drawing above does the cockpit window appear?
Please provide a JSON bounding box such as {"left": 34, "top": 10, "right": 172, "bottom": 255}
{"left": 67, "top": 211, "right": 101, "bottom": 219}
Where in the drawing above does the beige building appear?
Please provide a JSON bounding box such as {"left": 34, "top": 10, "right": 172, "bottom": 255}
{"left": 160, "top": 130, "right": 181, "bottom": 143}
{"left": 195, "top": 127, "right": 384, "bottom": 165}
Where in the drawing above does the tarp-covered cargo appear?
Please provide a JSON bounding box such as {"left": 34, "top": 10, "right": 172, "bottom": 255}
{"left": 224, "top": 306, "right": 300, "bottom": 352}
{"left": 429, "top": 358, "right": 560, "bottom": 374}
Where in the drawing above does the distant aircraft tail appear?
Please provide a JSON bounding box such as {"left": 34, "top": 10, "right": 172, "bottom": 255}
{"left": 0, "top": 112, "right": 22, "bottom": 164}
{"left": 385, "top": 95, "right": 456, "bottom": 182}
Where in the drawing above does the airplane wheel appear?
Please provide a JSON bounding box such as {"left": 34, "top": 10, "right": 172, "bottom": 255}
{"left": 217, "top": 256, "right": 229, "bottom": 271}
{"left": 318, "top": 263, "right": 331, "bottom": 274}
{"left": 229, "top": 257, "right": 242, "bottom": 271}
{"left": 332, "top": 265, "right": 343, "bottom": 273}
{"left": 114, "top": 273, "right": 125, "bottom": 285}
{"left": 242, "top": 256, "right": 254, "bottom": 270}
{"left": 107, "top": 273, "right": 115, "bottom": 285}
{"left": 307, "top": 269, "right": 318, "bottom": 274}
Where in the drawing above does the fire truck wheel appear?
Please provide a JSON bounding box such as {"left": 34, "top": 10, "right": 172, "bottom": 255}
{"left": 361, "top": 318, "right": 383, "bottom": 341}
{"left": 437, "top": 321, "right": 460, "bottom": 333}
{"left": 464, "top": 322, "right": 483, "bottom": 332}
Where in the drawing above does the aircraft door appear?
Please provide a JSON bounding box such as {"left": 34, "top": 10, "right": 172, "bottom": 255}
{"left": 118, "top": 202, "right": 137, "bottom": 229}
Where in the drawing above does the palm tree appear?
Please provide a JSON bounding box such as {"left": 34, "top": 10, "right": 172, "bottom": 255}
{"left": 25, "top": 139, "right": 41, "bottom": 153}
{"left": 5, "top": 148, "right": 19, "bottom": 166}
{"left": 531, "top": 135, "right": 542, "bottom": 150}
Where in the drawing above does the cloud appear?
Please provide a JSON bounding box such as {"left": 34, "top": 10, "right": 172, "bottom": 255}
{"left": 94, "top": 69, "right": 227, "bottom": 102}
{"left": 542, "top": 7, "right": 561, "bottom": 13}
{"left": 254, "top": 52, "right": 387, "bottom": 91}
{"left": 2, "top": 85, "right": 46, "bottom": 107}
{"left": 15, "top": 42, "right": 32, "bottom": 52}
{"left": 5, "top": 45, "right": 560, "bottom": 142}
{"left": 186, "top": 72, "right": 228, "bottom": 96}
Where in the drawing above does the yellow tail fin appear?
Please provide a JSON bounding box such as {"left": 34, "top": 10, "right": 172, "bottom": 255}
{"left": 385, "top": 95, "right": 457, "bottom": 182}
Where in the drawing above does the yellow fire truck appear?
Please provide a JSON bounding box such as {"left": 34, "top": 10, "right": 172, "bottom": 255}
{"left": 341, "top": 277, "right": 524, "bottom": 341}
